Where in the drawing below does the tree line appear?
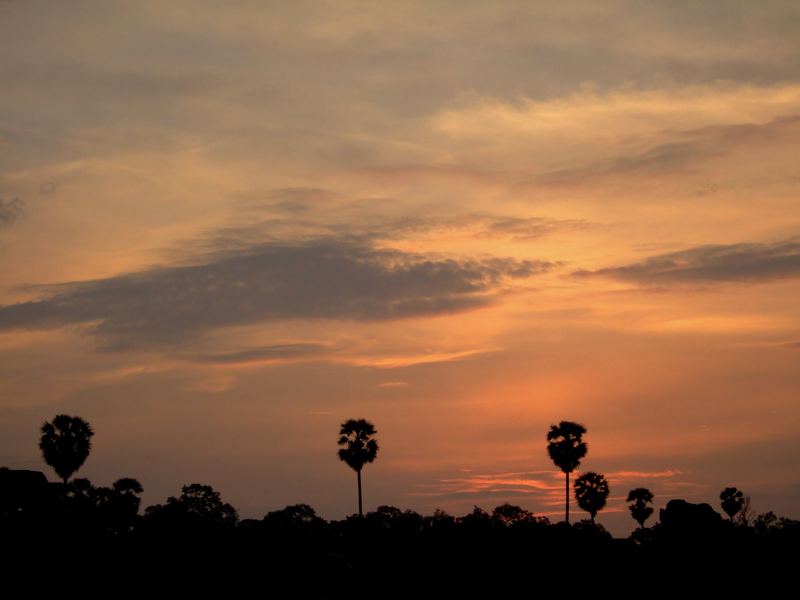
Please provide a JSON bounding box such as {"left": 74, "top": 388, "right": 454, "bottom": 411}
{"left": 0, "top": 413, "right": 786, "bottom": 533}
{"left": 3, "top": 413, "right": 798, "bottom": 592}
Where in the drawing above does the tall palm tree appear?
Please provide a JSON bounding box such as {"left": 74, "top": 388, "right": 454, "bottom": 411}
{"left": 626, "top": 487, "right": 654, "bottom": 529}
{"left": 39, "top": 414, "right": 94, "bottom": 485}
{"left": 546, "top": 421, "right": 587, "bottom": 523}
{"left": 574, "top": 471, "right": 609, "bottom": 524}
{"left": 337, "top": 418, "right": 379, "bottom": 517}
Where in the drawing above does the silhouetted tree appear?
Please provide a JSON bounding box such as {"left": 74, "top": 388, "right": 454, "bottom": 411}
{"left": 144, "top": 483, "right": 238, "bottom": 534}
{"left": 546, "top": 421, "right": 587, "bottom": 523}
{"left": 39, "top": 414, "right": 94, "bottom": 485}
{"left": 64, "top": 476, "right": 143, "bottom": 535}
{"left": 104, "top": 478, "right": 144, "bottom": 534}
{"left": 458, "top": 506, "right": 492, "bottom": 531}
{"left": 337, "top": 418, "right": 379, "bottom": 517}
{"left": 366, "top": 505, "right": 424, "bottom": 533}
{"left": 65, "top": 477, "right": 98, "bottom": 523}
{"left": 720, "top": 487, "right": 744, "bottom": 521}
{"left": 177, "top": 483, "right": 238, "bottom": 525}
{"left": 491, "top": 503, "right": 538, "bottom": 527}
{"left": 627, "top": 487, "right": 654, "bottom": 529}
{"left": 424, "top": 508, "right": 457, "bottom": 532}
{"left": 262, "top": 503, "right": 326, "bottom": 536}
{"left": 572, "top": 519, "right": 613, "bottom": 540}
{"left": 754, "top": 511, "right": 778, "bottom": 535}
{"left": 735, "top": 494, "right": 754, "bottom": 526}
{"left": 574, "top": 471, "right": 609, "bottom": 524}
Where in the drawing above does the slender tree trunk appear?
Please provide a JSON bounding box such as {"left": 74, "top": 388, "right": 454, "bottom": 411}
{"left": 357, "top": 469, "right": 363, "bottom": 517}
{"left": 591, "top": 513, "right": 595, "bottom": 525}
{"left": 565, "top": 471, "right": 570, "bottom": 524}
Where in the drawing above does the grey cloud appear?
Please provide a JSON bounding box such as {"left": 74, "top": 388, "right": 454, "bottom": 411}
{"left": 266, "top": 188, "right": 334, "bottom": 214}
{"left": 539, "top": 114, "right": 800, "bottom": 184}
{"left": 350, "top": 214, "right": 589, "bottom": 244}
{"left": 0, "top": 197, "right": 23, "bottom": 226}
{"left": 182, "top": 343, "right": 330, "bottom": 365}
{"left": 476, "top": 216, "right": 588, "bottom": 241}
{"left": 574, "top": 238, "right": 800, "bottom": 284}
{"left": 0, "top": 238, "right": 549, "bottom": 349}
{"left": 5, "top": 3, "right": 800, "bottom": 171}
{"left": 216, "top": 189, "right": 592, "bottom": 246}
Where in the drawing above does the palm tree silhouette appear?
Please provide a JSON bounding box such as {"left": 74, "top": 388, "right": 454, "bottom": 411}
{"left": 337, "top": 418, "right": 379, "bottom": 517}
{"left": 574, "top": 471, "right": 609, "bottom": 524}
{"left": 720, "top": 487, "right": 744, "bottom": 521}
{"left": 546, "top": 421, "right": 587, "bottom": 523}
{"left": 626, "top": 487, "right": 654, "bottom": 529}
{"left": 39, "top": 414, "right": 94, "bottom": 485}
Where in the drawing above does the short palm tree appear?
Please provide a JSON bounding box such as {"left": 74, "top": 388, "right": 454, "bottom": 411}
{"left": 720, "top": 487, "right": 744, "bottom": 521}
{"left": 546, "top": 421, "right": 587, "bottom": 523}
{"left": 627, "top": 487, "right": 654, "bottom": 529}
{"left": 574, "top": 471, "right": 609, "bottom": 524}
{"left": 39, "top": 414, "right": 94, "bottom": 485}
{"left": 337, "top": 418, "right": 379, "bottom": 517}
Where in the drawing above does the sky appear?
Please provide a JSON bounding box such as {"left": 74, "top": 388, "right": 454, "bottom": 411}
{"left": 1, "top": 0, "right": 799, "bottom": 536}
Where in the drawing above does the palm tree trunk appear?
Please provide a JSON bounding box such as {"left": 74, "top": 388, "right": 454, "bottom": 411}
{"left": 357, "top": 469, "right": 363, "bottom": 517}
{"left": 565, "top": 471, "right": 570, "bottom": 524}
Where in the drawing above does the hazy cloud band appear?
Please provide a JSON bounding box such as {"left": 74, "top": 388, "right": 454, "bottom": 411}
{"left": 0, "top": 239, "right": 549, "bottom": 349}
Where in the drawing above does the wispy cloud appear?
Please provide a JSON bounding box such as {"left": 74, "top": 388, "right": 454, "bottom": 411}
{"left": 179, "top": 342, "right": 330, "bottom": 366}
{"left": 574, "top": 238, "right": 800, "bottom": 285}
{"left": 346, "top": 348, "right": 496, "bottom": 369}
{"left": 377, "top": 381, "right": 409, "bottom": 388}
{"left": 414, "top": 468, "right": 685, "bottom": 514}
{"left": 539, "top": 114, "right": 800, "bottom": 184}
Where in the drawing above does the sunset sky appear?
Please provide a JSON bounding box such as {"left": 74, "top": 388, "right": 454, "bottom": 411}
{"left": 2, "top": 1, "right": 799, "bottom": 535}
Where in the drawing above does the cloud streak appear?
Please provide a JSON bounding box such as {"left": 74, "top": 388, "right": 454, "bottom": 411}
{"left": 574, "top": 238, "right": 800, "bottom": 285}
{"left": 0, "top": 238, "right": 549, "bottom": 349}
{"left": 180, "top": 343, "right": 330, "bottom": 366}
{"left": 538, "top": 114, "right": 800, "bottom": 184}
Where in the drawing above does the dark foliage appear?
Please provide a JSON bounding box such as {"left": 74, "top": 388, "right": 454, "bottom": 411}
{"left": 546, "top": 420, "right": 587, "bottom": 523}
{"left": 39, "top": 414, "right": 94, "bottom": 484}
{"left": 720, "top": 487, "right": 745, "bottom": 521}
{"left": 337, "top": 418, "right": 379, "bottom": 517}
{"left": 3, "top": 467, "right": 799, "bottom": 594}
{"left": 574, "top": 471, "right": 610, "bottom": 524}
{"left": 627, "top": 487, "right": 655, "bottom": 528}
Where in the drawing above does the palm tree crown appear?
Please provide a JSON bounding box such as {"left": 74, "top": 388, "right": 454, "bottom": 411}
{"left": 720, "top": 487, "right": 744, "bottom": 521}
{"left": 546, "top": 421, "right": 588, "bottom": 473}
{"left": 337, "top": 418, "right": 379, "bottom": 472}
{"left": 338, "top": 418, "right": 379, "bottom": 517}
{"left": 546, "top": 420, "right": 587, "bottom": 524}
{"left": 39, "top": 414, "right": 94, "bottom": 485}
{"left": 627, "top": 487, "right": 654, "bottom": 528}
{"left": 574, "top": 471, "right": 610, "bottom": 524}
